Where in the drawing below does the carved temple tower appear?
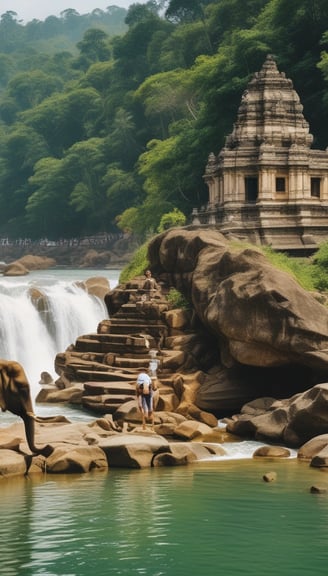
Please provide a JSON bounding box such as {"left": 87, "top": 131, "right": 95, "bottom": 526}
{"left": 196, "top": 54, "right": 328, "bottom": 252}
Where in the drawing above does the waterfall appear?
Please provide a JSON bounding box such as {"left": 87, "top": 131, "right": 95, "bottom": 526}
{"left": 0, "top": 270, "right": 119, "bottom": 399}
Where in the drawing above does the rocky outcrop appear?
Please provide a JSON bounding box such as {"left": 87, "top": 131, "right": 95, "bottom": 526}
{"left": 14, "top": 254, "right": 57, "bottom": 270}
{"left": 225, "top": 383, "right": 328, "bottom": 448}
{"left": 0, "top": 413, "right": 226, "bottom": 477}
{"left": 2, "top": 261, "right": 29, "bottom": 276}
{"left": 77, "top": 276, "right": 111, "bottom": 299}
{"left": 147, "top": 228, "right": 328, "bottom": 406}
{"left": 2, "top": 254, "right": 56, "bottom": 275}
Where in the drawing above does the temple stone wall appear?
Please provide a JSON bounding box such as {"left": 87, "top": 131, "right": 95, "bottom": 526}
{"left": 198, "top": 55, "right": 328, "bottom": 253}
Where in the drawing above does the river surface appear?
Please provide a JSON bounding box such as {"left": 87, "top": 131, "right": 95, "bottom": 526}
{"left": 1, "top": 459, "right": 328, "bottom": 576}
{"left": 1, "top": 269, "right": 328, "bottom": 575}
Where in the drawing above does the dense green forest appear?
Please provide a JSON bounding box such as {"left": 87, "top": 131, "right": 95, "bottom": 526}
{"left": 0, "top": 0, "right": 327, "bottom": 241}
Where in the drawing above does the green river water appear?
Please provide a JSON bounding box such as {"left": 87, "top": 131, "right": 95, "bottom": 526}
{"left": 1, "top": 457, "right": 328, "bottom": 576}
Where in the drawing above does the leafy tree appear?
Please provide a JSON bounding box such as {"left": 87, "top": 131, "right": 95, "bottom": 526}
{"left": 106, "top": 107, "right": 141, "bottom": 167}
{"left": 27, "top": 156, "right": 83, "bottom": 237}
{"left": 159, "top": 20, "right": 213, "bottom": 69}
{"left": 136, "top": 67, "right": 200, "bottom": 138}
{"left": 74, "top": 28, "right": 111, "bottom": 70}
{"left": 21, "top": 87, "right": 103, "bottom": 155}
{"left": 125, "top": 1, "right": 164, "bottom": 26}
{"left": 0, "top": 125, "right": 49, "bottom": 230}
{"left": 104, "top": 164, "right": 141, "bottom": 221}
{"left": 65, "top": 138, "right": 110, "bottom": 233}
{"left": 0, "top": 53, "right": 14, "bottom": 88}
{"left": 7, "top": 70, "right": 63, "bottom": 112}
{"left": 0, "top": 11, "right": 22, "bottom": 52}
{"left": 165, "top": 0, "right": 206, "bottom": 23}
{"left": 83, "top": 60, "right": 113, "bottom": 94}
{"left": 112, "top": 12, "right": 171, "bottom": 85}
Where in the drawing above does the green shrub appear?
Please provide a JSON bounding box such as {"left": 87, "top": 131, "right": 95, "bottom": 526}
{"left": 157, "top": 209, "right": 186, "bottom": 233}
{"left": 312, "top": 241, "right": 328, "bottom": 267}
{"left": 166, "top": 288, "right": 190, "bottom": 309}
{"left": 119, "top": 242, "right": 150, "bottom": 283}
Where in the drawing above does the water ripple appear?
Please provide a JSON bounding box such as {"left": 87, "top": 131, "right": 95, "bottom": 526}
{"left": 0, "top": 462, "right": 328, "bottom": 576}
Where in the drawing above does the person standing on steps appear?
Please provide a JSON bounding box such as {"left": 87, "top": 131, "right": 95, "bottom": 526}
{"left": 136, "top": 370, "right": 155, "bottom": 430}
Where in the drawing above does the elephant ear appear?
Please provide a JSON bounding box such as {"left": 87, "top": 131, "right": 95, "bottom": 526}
{"left": 0, "top": 365, "right": 9, "bottom": 411}
{"left": 0, "top": 360, "right": 28, "bottom": 415}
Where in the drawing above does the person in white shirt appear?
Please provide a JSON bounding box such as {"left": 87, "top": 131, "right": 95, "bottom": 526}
{"left": 136, "top": 370, "right": 155, "bottom": 430}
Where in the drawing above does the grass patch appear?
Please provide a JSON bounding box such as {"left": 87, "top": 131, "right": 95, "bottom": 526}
{"left": 262, "top": 247, "right": 315, "bottom": 291}
{"left": 119, "top": 241, "right": 150, "bottom": 283}
{"left": 119, "top": 236, "right": 328, "bottom": 299}
{"left": 166, "top": 288, "right": 190, "bottom": 309}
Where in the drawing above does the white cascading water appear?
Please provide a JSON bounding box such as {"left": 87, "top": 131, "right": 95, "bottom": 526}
{"left": 0, "top": 276, "right": 111, "bottom": 400}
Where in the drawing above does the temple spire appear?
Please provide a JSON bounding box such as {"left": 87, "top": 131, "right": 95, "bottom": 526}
{"left": 200, "top": 55, "right": 328, "bottom": 252}
{"left": 225, "top": 54, "right": 313, "bottom": 149}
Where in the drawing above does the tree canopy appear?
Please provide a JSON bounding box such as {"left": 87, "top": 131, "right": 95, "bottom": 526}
{"left": 0, "top": 0, "right": 327, "bottom": 240}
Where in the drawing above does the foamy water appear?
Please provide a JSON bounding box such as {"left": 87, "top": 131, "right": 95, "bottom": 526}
{"left": 0, "top": 269, "right": 120, "bottom": 397}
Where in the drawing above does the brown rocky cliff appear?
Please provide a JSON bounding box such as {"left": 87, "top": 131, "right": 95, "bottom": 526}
{"left": 148, "top": 227, "right": 328, "bottom": 410}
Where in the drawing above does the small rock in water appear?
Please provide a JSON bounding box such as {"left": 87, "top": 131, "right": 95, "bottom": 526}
{"left": 310, "top": 485, "right": 327, "bottom": 494}
{"left": 262, "top": 471, "right": 277, "bottom": 482}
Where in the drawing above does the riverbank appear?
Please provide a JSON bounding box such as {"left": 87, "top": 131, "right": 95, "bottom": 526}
{"left": 0, "top": 235, "right": 135, "bottom": 268}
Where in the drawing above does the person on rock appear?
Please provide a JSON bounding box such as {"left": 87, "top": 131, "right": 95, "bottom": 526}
{"left": 136, "top": 370, "right": 155, "bottom": 430}
{"left": 142, "top": 270, "right": 158, "bottom": 300}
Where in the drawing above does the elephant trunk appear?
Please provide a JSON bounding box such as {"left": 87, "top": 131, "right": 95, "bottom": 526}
{"left": 23, "top": 413, "right": 39, "bottom": 453}
{"left": 22, "top": 413, "right": 53, "bottom": 457}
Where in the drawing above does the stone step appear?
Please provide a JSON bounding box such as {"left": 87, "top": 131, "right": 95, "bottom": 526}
{"left": 85, "top": 333, "right": 151, "bottom": 346}
{"left": 97, "top": 319, "right": 161, "bottom": 340}
{"left": 83, "top": 381, "right": 135, "bottom": 395}
{"left": 76, "top": 369, "right": 138, "bottom": 382}
{"left": 108, "top": 356, "right": 149, "bottom": 370}
{"left": 82, "top": 394, "right": 135, "bottom": 414}
{"left": 105, "top": 322, "right": 167, "bottom": 338}
{"left": 85, "top": 393, "right": 135, "bottom": 404}
{"left": 74, "top": 337, "right": 151, "bottom": 355}
{"left": 109, "top": 317, "right": 166, "bottom": 326}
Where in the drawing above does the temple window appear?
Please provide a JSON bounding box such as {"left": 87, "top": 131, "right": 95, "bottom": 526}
{"left": 276, "top": 177, "right": 286, "bottom": 193}
{"left": 311, "top": 178, "right": 321, "bottom": 198}
{"left": 245, "top": 177, "right": 258, "bottom": 202}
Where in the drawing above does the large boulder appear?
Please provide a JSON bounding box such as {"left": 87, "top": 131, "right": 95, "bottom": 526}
{"left": 226, "top": 383, "right": 328, "bottom": 447}
{"left": 44, "top": 446, "right": 108, "bottom": 473}
{"left": 15, "top": 254, "right": 56, "bottom": 270}
{"left": 2, "top": 254, "right": 56, "bottom": 276}
{"left": 2, "top": 261, "right": 29, "bottom": 276}
{"left": 0, "top": 449, "right": 27, "bottom": 477}
{"left": 149, "top": 228, "right": 328, "bottom": 370}
{"left": 81, "top": 276, "right": 111, "bottom": 299}
{"left": 148, "top": 228, "right": 328, "bottom": 407}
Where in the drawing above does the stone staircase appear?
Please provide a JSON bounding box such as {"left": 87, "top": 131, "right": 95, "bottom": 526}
{"left": 54, "top": 289, "right": 182, "bottom": 414}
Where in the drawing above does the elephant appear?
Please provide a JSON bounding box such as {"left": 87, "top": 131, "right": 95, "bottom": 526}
{"left": 0, "top": 359, "right": 53, "bottom": 456}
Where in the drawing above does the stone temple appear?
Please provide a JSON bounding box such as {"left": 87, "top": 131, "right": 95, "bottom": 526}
{"left": 193, "top": 54, "right": 328, "bottom": 253}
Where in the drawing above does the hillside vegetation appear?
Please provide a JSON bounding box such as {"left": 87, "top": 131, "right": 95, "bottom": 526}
{"left": 0, "top": 0, "right": 327, "bottom": 244}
